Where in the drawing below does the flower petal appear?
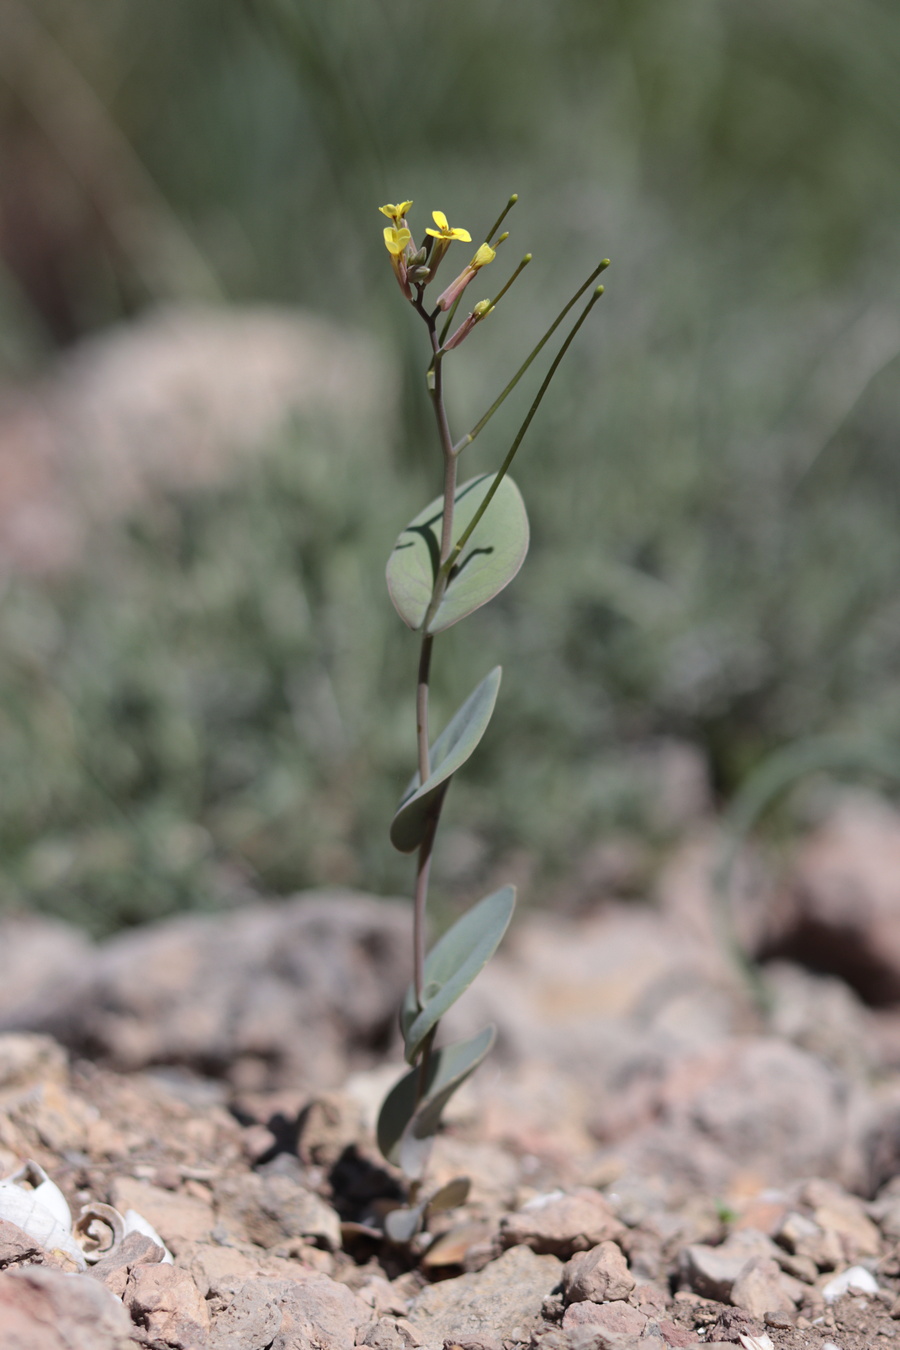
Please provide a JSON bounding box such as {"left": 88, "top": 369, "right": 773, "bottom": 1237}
{"left": 383, "top": 226, "right": 411, "bottom": 255}
{"left": 432, "top": 210, "right": 449, "bottom": 231}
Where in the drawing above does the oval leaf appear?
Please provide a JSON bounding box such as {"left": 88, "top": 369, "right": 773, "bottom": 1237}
{"left": 426, "top": 1176, "right": 471, "bottom": 1216}
{"left": 398, "top": 1027, "right": 496, "bottom": 1178}
{"left": 386, "top": 473, "right": 530, "bottom": 634}
{"left": 377, "top": 1026, "right": 495, "bottom": 1173}
{"left": 390, "top": 667, "right": 501, "bottom": 853}
{"left": 400, "top": 886, "right": 516, "bottom": 1062}
{"left": 384, "top": 1202, "right": 426, "bottom": 1243}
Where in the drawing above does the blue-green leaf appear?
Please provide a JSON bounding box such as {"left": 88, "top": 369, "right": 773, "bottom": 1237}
{"left": 376, "top": 1027, "right": 495, "bottom": 1175}
{"left": 400, "top": 886, "right": 516, "bottom": 1062}
{"left": 390, "top": 667, "right": 501, "bottom": 853}
{"left": 386, "top": 473, "right": 529, "bottom": 635}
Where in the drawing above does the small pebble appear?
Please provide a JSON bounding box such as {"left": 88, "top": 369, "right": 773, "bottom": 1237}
{"left": 821, "top": 1265, "right": 880, "bottom": 1303}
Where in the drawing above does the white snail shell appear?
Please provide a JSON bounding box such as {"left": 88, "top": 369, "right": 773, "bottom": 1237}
{"left": 0, "top": 1163, "right": 85, "bottom": 1269}
{"left": 122, "top": 1208, "right": 174, "bottom": 1263}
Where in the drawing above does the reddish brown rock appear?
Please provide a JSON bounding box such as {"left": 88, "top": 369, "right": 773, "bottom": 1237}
{"left": 800, "top": 1177, "right": 881, "bottom": 1261}
{"left": 0, "top": 1215, "right": 53, "bottom": 1270}
{"left": 110, "top": 1177, "right": 214, "bottom": 1252}
{"left": 124, "top": 1262, "right": 210, "bottom": 1348}
{"left": 563, "top": 1240, "right": 635, "bottom": 1303}
{"left": 213, "top": 1170, "right": 341, "bottom": 1250}
{"left": 407, "top": 1245, "right": 562, "bottom": 1347}
{"left": 729, "top": 1256, "right": 796, "bottom": 1319}
{"left": 207, "top": 1273, "right": 369, "bottom": 1350}
{"left": 561, "top": 1297, "right": 647, "bottom": 1339}
{"left": 770, "top": 795, "right": 900, "bottom": 1004}
{"left": 89, "top": 1231, "right": 166, "bottom": 1297}
{"left": 0, "top": 1265, "right": 136, "bottom": 1349}
{"left": 500, "top": 1189, "right": 624, "bottom": 1258}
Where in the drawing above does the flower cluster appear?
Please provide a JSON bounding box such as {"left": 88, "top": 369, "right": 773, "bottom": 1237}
{"left": 379, "top": 199, "right": 502, "bottom": 350}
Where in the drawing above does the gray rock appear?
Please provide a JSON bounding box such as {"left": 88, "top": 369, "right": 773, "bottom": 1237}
{"left": 0, "top": 893, "right": 410, "bottom": 1089}
{"left": 406, "top": 1244, "right": 562, "bottom": 1349}
{"left": 0, "top": 1265, "right": 136, "bottom": 1349}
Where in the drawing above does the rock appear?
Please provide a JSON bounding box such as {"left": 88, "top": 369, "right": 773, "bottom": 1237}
{"left": 712, "top": 1226, "right": 814, "bottom": 1285}
{"left": 0, "top": 894, "right": 410, "bottom": 1090}
{"left": 706, "top": 1306, "right": 767, "bottom": 1344}
{"left": 0, "top": 1265, "right": 136, "bottom": 1349}
{"left": 213, "top": 1171, "right": 341, "bottom": 1250}
{"left": 0, "top": 1033, "right": 69, "bottom": 1094}
{"left": 563, "top": 1241, "right": 635, "bottom": 1303}
{"left": 500, "top": 1189, "right": 624, "bottom": 1258}
{"left": 110, "top": 1178, "right": 214, "bottom": 1252}
{"left": 358, "top": 1317, "right": 423, "bottom": 1348}
{"left": 679, "top": 1245, "right": 748, "bottom": 1302}
{"left": 174, "top": 1241, "right": 304, "bottom": 1297}
{"left": 765, "top": 963, "right": 871, "bottom": 1078}
{"left": 208, "top": 1273, "right": 369, "bottom": 1350}
{"left": 729, "top": 1257, "right": 796, "bottom": 1319}
{"left": 561, "top": 1298, "right": 647, "bottom": 1339}
{"left": 651, "top": 1320, "right": 699, "bottom": 1347}
{"left": 0, "top": 923, "right": 93, "bottom": 1029}
{"left": 800, "top": 1177, "right": 881, "bottom": 1261}
{"left": 820, "top": 1264, "right": 879, "bottom": 1303}
{"left": 0, "top": 1215, "right": 54, "bottom": 1270}
{"left": 0, "top": 304, "right": 391, "bottom": 576}
{"left": 775, "top": 1210, "right": 841, "bottom": 1271}
{"left": 440, "top": 1339, "right": 502, "bottom": 1350}
{"left": 89, "top": 1231, "right": 167, "bottom": 1297}
{"left": 406, "top": 1244, "right": 562, "bottom": 1348}
{"left": 124, "top": 1262, "right": 210, "bottom": 1348}
{"left": 639, "top": 1037, "right": 863, "bottom": 1193}
{"left": 769, "top": 793, "right": 900, "bottom": 1004}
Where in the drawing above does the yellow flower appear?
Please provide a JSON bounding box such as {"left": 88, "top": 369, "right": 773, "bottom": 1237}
{"left": 383, "top": 226, "right": 413, "bottom": 300}
{"left": 436, "top": 242, "right": 497, "bottom": 311}
{"left": 379, "top": 200, "right": 413, "bottom": 225}
{"left": 383, "top": 226, "right": 412, "bottom": 256}
{"left": 425, "top": 210, "right": 471, "bottom": 244}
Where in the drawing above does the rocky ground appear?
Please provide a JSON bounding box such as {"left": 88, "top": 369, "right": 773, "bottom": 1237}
{"left": 5, "top": 793, "right": 900, "bottom": 1349}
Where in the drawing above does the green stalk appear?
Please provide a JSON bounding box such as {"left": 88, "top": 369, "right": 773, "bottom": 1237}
{"left": 444, "top": 282, "right": 605, "bottom": 577}
{"left": 453, "top": 260, "right": 609, "bottom": 456}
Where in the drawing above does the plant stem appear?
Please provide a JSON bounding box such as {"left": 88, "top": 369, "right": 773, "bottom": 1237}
{"left": 408, "top": 305, "right": 459, "bottom": 1102}
{"left": 453, "top": 259, "right": 609, "bottom": 455}
{"left": 446, "top": 281, "right": 605, "bottom": 573}
{"left": 413, "top": 811, "right": 437, "bottom": 1008}
{"left": 416, "top": 634, "right": 433, "bottom": 786}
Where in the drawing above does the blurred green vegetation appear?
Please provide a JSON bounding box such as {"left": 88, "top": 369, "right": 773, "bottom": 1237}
{"left": 1, "top": 0, "right": 900, "bottom": 932}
